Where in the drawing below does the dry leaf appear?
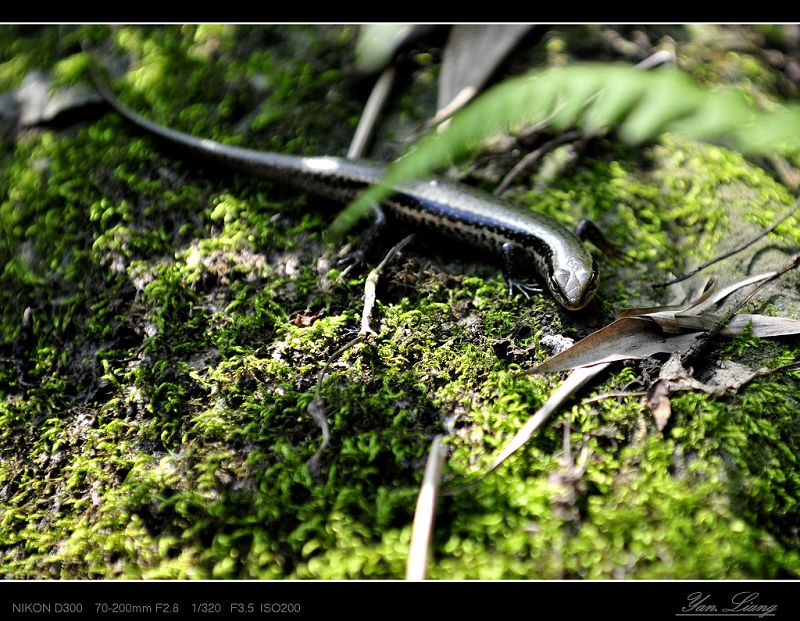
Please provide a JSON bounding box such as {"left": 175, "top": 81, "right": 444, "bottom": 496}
{"left": 717, "top": 313, "right": 800, "bottom": 337}
{"left": 640, "top": 354, "right": 800, "bottom": 431}
{"left": 622, "top": 270, "right": 800, "bottom": 338}
{"left": 648, "top": 353, "right": 703, "bottom": 430}
{"left": 620, "top": 272, "right": 775, "bottom": 332}
{"left": 484, "top": 363, "right": 611, "bottom": 476}
{"left": 484, "top": 264, "right": 800, "bottom": 474}
{"left": 657, "top": 355, "right": 798, "bottom": 398}
{"left": 530, "top": 318, "right": 703, "bottom": 374}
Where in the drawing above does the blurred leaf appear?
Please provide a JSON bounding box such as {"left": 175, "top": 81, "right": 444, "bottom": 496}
{"left": 437, "top": 25, "right": 533, "bottom": 118}
{"left": 355, "top": 24, "right": 434, "bottom": 73}
{"left": 7, "top": 69, "right": 101, "bottom": 128}
{"left": 734, "top": 106, "right": 800, "bottom": 154}
{"left": 668, "top": 89, "right": 753, "bottom": 139}
{"left": 549, "top": 68, "right": 609, "bottom": 130}
{"left": 331, "top": 63, "right": 800, "bottom": 237}
{"left": 618, "top": 68, "right": 705, "bottom": 143}
{"left": 581, "top": 71, "right": 648, "bottom": 134}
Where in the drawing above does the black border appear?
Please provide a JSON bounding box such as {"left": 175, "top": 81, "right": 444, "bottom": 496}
{"left": 1, "top": 5, "right": 797, "bottom": 24}
{"left": 1, "top": 580, "right": 798, "bottom": 620}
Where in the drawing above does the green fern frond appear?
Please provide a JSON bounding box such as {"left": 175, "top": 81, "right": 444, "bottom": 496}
{"left": 330, "top": 63, "right": 800, "bottom": 237}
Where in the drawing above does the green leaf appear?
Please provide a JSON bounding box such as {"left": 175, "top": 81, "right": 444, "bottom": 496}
{"left": 329, "top": 63, "right": 800, "bottom": 238}
{"left": 619, "top": 68, "right": 705, "bottom": 143}
{"left": 667, "top": 89, "right": 754, "bottom": 139}
{"left": 734, "top": 106, "right": 800, "bottom": 155}
{"left": 581, "top": 68, "right": 649, "bottom": 134}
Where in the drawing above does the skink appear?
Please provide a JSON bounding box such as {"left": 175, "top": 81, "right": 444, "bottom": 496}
{"left": 90, "top": 70, "right": 598, "bottom": 310}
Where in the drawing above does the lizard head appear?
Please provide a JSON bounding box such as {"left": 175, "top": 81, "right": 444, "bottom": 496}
{"left": 549, "top": 255, "right": 598, "bottom": 310}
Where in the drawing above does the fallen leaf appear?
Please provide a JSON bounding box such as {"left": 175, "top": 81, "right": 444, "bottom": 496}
{"left": 659, "top": 355, "right": 800, "bottom": 398}
{"left": 648, "top": 353, "right": 706, "bottom": 430}
{"left": 717, "top": 313, "right": 800, "bottom": 337}
{"left": 623, "top": 269, "right": 800, "bottom": 337}
{"left": 638, "top": 353, "right": 800, "bottom": 429}
{"left": 620, "top": 271, "right": 775, "bottom": 332}
{"left": 484, "top": 363, "right": 611, "bottom": 476}
{"left": 698, "top": 359, "right": 770, "bottom": 394}
{"left": 530, "top": 317, "right": 703, "bottom": 374}
{"left": 484, "top": 263, "right": 800, "bottom": 475}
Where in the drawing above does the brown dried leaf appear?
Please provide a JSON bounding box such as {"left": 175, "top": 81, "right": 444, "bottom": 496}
{"left": 717, "top": 313, "right": 800, "bottom": 337}
{"left": 618, "top": 277, "right": 718, "bottom": 320}
{"left": 484, "top": 363, "right": 610, "bottom": 476}
{"left": 621, "top": 272, "right": 775, "bottom": 332}
{"left": 678, "top": 271, "right": 776, "bottom": 314}
{"left": 647, "top": 353, "right": 799, "bottom": 405}
{"left": 530, "top": 318, "right": 703, "bottom": 374}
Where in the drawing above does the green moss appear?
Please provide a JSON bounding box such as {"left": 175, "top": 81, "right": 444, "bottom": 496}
{"left": 2, "top": 24, "right": 800, "bottom": 580}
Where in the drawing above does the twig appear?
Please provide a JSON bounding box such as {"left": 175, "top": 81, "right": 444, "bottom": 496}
{"left": 406, "top": 435, "right": 448, "bottom": 581}
{"left": 307, "top": 335, "right": 366, "bottom": 473}
{"left": 653, "top": 198, "right": 800, "bottom": 289}
{"left": 634, "top": 49, "right": 676, "bottom": 70}
{"left": 493, "top": 130, "right": 583, "bottom": 196}
{"left": 307, "top": 234, "right": 415, "bottom": 472}
{"left": 583, "top": 390, "right": 647, "bottom": 404}
{"left": 361, "top": 234, "right": 414, "bottom": 336}
{"left": 347, "top": 66, "right": 397, "bottom": 159}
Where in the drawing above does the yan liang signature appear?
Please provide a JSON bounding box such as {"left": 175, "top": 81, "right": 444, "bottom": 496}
{"left": 677, "top": 591, "right": 778, "bottom": 618}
